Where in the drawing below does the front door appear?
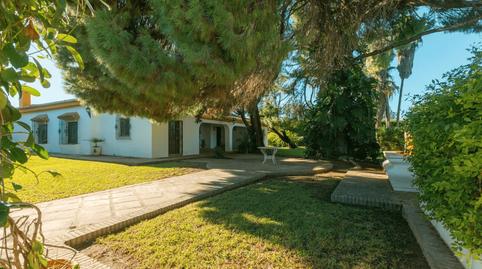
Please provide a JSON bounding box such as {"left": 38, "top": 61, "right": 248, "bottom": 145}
{"left": 216, "top": 127, "right": 222, "bottom": 147}
{"left": 168, "top": 121, "right": 183, "bottom": 156}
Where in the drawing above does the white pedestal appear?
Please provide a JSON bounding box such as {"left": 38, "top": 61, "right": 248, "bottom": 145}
{"left": 383, "top": 151, "right": 418, "bottom": 192}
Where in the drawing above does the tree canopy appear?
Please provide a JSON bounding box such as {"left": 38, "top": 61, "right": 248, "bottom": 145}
{"left": 58, "top": 0, "right": 481, "bottom": 143}
{"left": 59, "top": 0, "right": 289, "bottom": 122}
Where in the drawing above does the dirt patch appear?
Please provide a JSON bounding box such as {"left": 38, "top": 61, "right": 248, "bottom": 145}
{"left": 81, "top": 244, "right": 139, "bottom": 269}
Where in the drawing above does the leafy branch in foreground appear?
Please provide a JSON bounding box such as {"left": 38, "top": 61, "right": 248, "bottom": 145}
{"left": 1, "top": 0, "right": 86, "bottom": 267}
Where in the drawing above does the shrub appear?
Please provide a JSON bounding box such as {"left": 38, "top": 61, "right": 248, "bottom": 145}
{"left": 377, "top": 125, "right": 405, "bottom": 151}
{"left": 303, "top": 66, "right": 380, "bottom": 160}
{"left": 405, "top": 48, "right": 481, "bottom": 257}
{"left": 267, "top": 130, "right": 302, "bottom": 147}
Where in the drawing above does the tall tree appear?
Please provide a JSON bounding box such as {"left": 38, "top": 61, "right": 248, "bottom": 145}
{"left": 59, "top": 0, "right": 290, "bottom": 123}
{"left": 396, "top": 42, "right": 418, "bottom": 123}
{"left": 365, "top": 48, "right": 397, "bottom": 128}
{"left": 303, "top": 65, "right": 379, "bottom": 160}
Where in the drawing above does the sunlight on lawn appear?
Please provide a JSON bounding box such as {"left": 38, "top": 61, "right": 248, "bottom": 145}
{"left": 87, "top": 177, "right": 428, "bottom": 269}
{"left": 9, "top": 157, "right": 202, "bottom": 203}
{"left": 276, "top": 147, "right": 306, "bottom": 157}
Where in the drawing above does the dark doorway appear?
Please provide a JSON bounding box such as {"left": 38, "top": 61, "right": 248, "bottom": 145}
{"left": 168, "top": 120, "right": 183, "bottom": 156}
{"left": 216, "top": 127, "right": 223, "bottom": 147}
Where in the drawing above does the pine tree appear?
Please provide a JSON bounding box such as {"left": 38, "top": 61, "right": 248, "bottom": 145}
{"left": 59, "top": 0, "right": 289, "bottom": 122}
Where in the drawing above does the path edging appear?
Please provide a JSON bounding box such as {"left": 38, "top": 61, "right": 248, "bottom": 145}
{"left": 55, "top": 164, "right": 332, "bottom": 268}
{"left": 330, "top": 170, "right": 464, "bottom": 269}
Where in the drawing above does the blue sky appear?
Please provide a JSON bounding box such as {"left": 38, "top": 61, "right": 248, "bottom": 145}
{"left": 10, "top": 31, "right": 481, "bottom": 115}
{"left": 388, "top": 31, "right": 480, "bottom": 116}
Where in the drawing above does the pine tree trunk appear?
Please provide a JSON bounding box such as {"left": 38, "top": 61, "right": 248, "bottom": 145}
{"left": 249, "top": 105, "right": 265, "bottom": 148}
{"left": 396, "top": 78, "right": 404, "bottom": 124}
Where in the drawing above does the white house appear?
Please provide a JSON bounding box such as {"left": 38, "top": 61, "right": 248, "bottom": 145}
{"left": 14, "top": 95, "right": 266, "bottom": 159}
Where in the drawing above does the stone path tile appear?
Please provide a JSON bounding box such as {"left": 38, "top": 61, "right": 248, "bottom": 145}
{"left": 10, "top": 156, "right": 332, "bottom": 269}
{"left": 331, "top": 169, "right": 463, "bottom": 269}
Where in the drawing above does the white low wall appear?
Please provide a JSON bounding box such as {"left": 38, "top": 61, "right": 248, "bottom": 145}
{"left": 430, "top": 219, "right": 482, "bottom": 269}
{"left": 383, "top": 151, "right": 481, "bottom": 269}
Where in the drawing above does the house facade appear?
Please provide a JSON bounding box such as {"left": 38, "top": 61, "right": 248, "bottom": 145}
{"left": 14, "top": 97, "right": 265, "bottom": 158}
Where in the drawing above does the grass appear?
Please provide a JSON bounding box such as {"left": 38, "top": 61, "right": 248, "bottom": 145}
{"left": 276, "top": 146, "right": 306, "bottom": 157}
{"left": 9, "top": 157, "right": 203, "bottom": 203}
{"left": 86, "top": 176, "right": 428, "bottom": 269}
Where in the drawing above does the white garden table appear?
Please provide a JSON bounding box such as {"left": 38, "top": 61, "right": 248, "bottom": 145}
{"left": 258, "top": 147, "right": 279, "bottom": 165}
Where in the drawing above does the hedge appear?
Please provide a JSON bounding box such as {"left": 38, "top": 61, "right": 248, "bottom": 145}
{"left": 405, "top": 48, "right": 481, "bottom": 257}
{"left": 377, "top": 124, "right": 405, "bottom": 151}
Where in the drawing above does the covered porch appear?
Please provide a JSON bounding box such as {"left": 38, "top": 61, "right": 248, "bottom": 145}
{"left": 198, "top": 120, "right": 249, "bottom": 153}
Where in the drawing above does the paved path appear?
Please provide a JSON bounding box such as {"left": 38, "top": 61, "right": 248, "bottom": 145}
{"left": 331, "top": 169, "right": 463, "bottom": 269}
{"left": 11, "top": 155, "right": 332, "bottom": 268}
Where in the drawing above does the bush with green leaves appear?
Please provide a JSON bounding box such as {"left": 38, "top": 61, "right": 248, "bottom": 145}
{"left": 303, "top": 66, "right": 380, "bottom": 160}
{"left": 405, "top": 47, "right": 481, "bottom": 258}
{"left": 377, "top": 124, "right": 405, "bottom": 151}
{"left": 0, "top": 0, "right": 84, "bottom": 267}
{"left": 268, "top": 130, "right": 302, "bottom": 147}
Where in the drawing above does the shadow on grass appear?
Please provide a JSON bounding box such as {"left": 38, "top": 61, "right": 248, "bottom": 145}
{"left": 197, "top": 177, "right": 428, "bottom": 269}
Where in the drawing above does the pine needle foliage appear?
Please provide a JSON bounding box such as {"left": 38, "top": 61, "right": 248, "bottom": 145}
{"left": 59, "top": 0, "right": 289, "bottom": 121}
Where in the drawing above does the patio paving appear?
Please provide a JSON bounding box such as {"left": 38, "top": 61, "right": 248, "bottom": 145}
{"left": 10, "top": 155, "right": 332, "bottom": 268}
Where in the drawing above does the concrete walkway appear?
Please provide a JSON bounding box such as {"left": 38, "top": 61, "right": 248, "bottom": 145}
{"left": 11, "top": 155, "right": 332, "bottom": 268}
{"left": 331, "top": 169, "right": 463, "bottom": 269}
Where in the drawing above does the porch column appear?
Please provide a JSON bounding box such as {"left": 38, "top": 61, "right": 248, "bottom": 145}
{"left": 225, "top": 124, "right": 234, "bottom": 152}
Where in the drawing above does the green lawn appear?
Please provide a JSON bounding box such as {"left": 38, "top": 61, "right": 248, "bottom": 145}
{"left": 276, "top": 146, "right": 306, "bottom": 157}
{"left": 86, "top": 176, "right": 428, "bottom": 269}
{"left": 9, "top": 157, "right": 203, "bottom": 203}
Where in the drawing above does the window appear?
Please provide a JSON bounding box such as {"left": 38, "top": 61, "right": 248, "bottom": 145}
{"left": 31, "top": 114, "right": 49, "bottom": 144}
{"left": 34, "top": 122, "right": 48, "bottom": 144}
{"left": 59, "top": 120, "right": 78, "bottom": 144}
{"left": 116, "top": 117, "right": 131, "bottom": 139}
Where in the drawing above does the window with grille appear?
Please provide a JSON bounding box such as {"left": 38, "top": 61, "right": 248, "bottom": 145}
{"left": 34, "top": 122, "right": 48, "bottom": 144}
{"left": 116, "top": 117, "right": 131, "bottom": 139}
{"left": 59, "top": 120, "right": 78, "bottom": 144}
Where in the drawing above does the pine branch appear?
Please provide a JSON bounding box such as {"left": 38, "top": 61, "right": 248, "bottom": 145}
{"left": 358, "top": 15, "right": 482, "bottom": 59}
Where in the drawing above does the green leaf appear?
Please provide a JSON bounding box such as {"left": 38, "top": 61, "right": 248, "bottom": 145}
{"left": 3, "top": 44, "right": 29, "bottom": 68}
{"left": 0, "top": 162, "right": 14, "bottom": 178}
{"left": 22, "top": 85, "right": 41, "bottom": 96}
{"left": 40, "top": 79, "right": 50, "bottom": 88}
{"left": 0, "top": 92, "right": 6, "bottom": 109}
{"left": 20, "top": 75, "right": 36, "bottom": 83}
{"left": 0, "top": 203, "right": 10, "bottom": 227}
{"left": 32, "top": 144, "right": 49, "bottom": 159}
{"left": 57, "top": 33, "right": 77, "bottom": 43}
{"left": 65, "top": 45, "right": 84, "bottom": 70}
{"left": 10, "top": 147, "right": 28, "bottom": 164}
{"left": 32, "top": 58, "right": 44, "bottom": 82}
{"left": 16, "top": 121, "right": 31, "bottom": 131}
{"left": 46, "top": 170, "right": 62, "bottom": 177}
{"left": 4, "top": 193, "right": 21, "bottom": 203}
{"left": 26, "top": 133, "right": 35, "bottom": 147}
{"left": 0, "top": 68, "right": 18, "bottom": 82}
{"left": 11, "top": 182, "right": 22, "bottom": 192}
{"left": 32, "top": 240, "right": 44, "bottom": 253}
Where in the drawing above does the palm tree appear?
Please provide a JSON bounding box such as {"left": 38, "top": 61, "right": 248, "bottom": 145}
{"left": 395, "top": 42, "right": 418, "bottom": 123}
{"left": 365, "top": 48, "right": 395, "bottom": 128}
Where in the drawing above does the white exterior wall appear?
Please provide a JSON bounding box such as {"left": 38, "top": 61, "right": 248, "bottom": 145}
{"left": 14, "top": 106, "right": 92, "bottom": 155}
{"left": 93, "top": 113, "right": 153, "bottom": 158}
{"left": 15, "top": 108, "right": 154, "bottom": 158}
{"left": 15, "top": 104, "right": 259, "bottom": 158}
{"left": 151, "top": 121, "right": 169, "bottom": 158}
{"left": 182, "top": 117, "right": 200, "bottom": 156}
